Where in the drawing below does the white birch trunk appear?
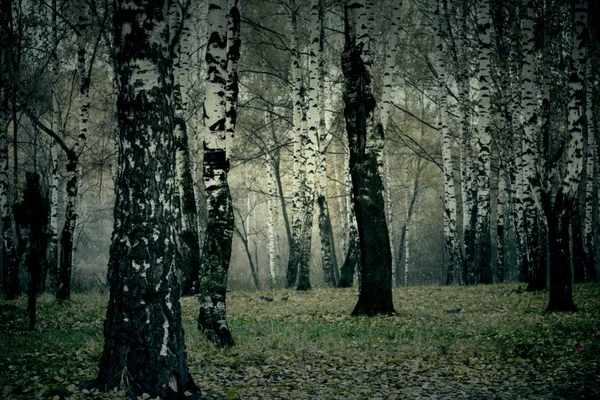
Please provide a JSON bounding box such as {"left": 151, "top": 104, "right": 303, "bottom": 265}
{"left": 404, "top": 167, "right": 410, "bottom": 286}
{"left": 583, "top": 56, "right": 595, "bottom": 273}
{"left": 198, "top": 0, "right": 236, "bottom": 346}
{"left": 49, "top": 0, "right": 60, "bottom": 289}
{"left": 475, "top": 0, "right": 493, "bottom": 284}
{"left": 433, "top": 0, "right": 461, "bottom": 284}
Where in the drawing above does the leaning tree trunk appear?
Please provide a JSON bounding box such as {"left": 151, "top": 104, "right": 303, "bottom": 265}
{"left": 197, "top": 0, "right": 239, "bottom": 347}
{"left": 547, "top": 0, "right": 588, "bottom": 312}
{"left": 96, "top": 0, "right": 197, "bottom": 397}
{"left": 474, "top": 0, "right": 493, "bottom": 284}
{"left": 0, "top": 0, "right": 19, "bottom": 300}
{"left": 170, "top": 1, "right": 201, "bottom": 296}
{"left": 56, "top": 2, "right": 88, "bottom": 300}
{"left": 343, "top": 0, "right": 395, "bottom": 316}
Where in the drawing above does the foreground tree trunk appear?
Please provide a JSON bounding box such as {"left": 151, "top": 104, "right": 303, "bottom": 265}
{"left": 96, "top": 1, "right": 197, "bottom": 397}
{"left": 0, "top": 0, "right": 20, "bottom": 300}
{"left": 343, "top": 0, "right": 394, "bottom": 316}
{"left": 197, "top": 0, "right": 239, "bottom": 347}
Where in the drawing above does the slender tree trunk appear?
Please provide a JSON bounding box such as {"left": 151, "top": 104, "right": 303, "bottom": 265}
{"left": 0, "top": 0, "right": 19, "bottom": 300}
{"left": 56, "top": 2, "right": 89, "bottom": 300}
{"left": 235, "top": 224, "right": 260, "bottom": 290}
{"left": 433, "top": 0, "right": 462, "bottom": 285}
{"left": 171, "top": 1, "right": 201, "bottom": 296}
{"left": 343, "top": 0, "right": 394, "bottom": 316}
{"left": 497, "top": 161, "right": 505, "bottom": 283}
{"left": 474, "top": 0, "right": 493, "bottom": 284}
{"left": 96, "top": 1, "right": 197, "bottom": 396}
{"left": 584, "top": 58, "right": 597, "bottom": 282}
{"left": 314, "top": 0, "right": 337, "bottom": 287}
{"left": 197, "top": 0, "right": 238, "bottom": 347}
{"left": 48, "top": 0, "right": 60, "bottom": 292}
{"left": 338, "top": 150, "right": 360, "bottom": 288}
{"left": 286, "top": 0, "right": 305, "bottom": 288}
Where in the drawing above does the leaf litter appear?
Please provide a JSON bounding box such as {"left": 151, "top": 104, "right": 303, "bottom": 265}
{"left": 0, "top": 284, "right": 599, "bottom": 399}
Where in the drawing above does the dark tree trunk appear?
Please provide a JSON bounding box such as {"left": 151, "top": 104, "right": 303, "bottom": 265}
{"left": 294, "top": 214, "right": 313, "bottom": 291}
{"left": 571, "top": 204, "right": 586, "bottom": 284}
{"left": 463, "top": 199, "right": 477, "bottom": 285}
{"left": 338, "top": 222, "right": 359, "bottom": 288}
{"left": 198, "top": 162, "right": 235, "bottom": 346}
{"left": 547, "top": 193, "right": 577, "bottom": 312}
{"left": 56, "top": 154, "right": 81, "bottom": 301}
{"left": 19, "top": 173, "right": 47, "bottom": 330}
{"left": 318, "top": 195, "right": 338, "bottom": 286}
{"left": 235, "top": 227, "right": 260, "bottom": 290}
{"left": 525, "top": 218, "right": 547, "bottom": 292}
{"left": 176, "top": 128, "right": 201, "bottom": 296}
{"left": 342, "top": 4, "right": 394, "bottom": 316}
{"left": 95, "top": 1, "right": 197, "bottom": 397}
{"left": 0, "top": 0, "right": 19, "bottom": 301}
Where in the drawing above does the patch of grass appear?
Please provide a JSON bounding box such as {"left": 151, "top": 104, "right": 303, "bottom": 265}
{"left": 1, "top": 284, "right": 599, "bottom": 399}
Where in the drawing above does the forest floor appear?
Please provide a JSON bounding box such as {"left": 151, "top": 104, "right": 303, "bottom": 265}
{"left": 0, "top": 283, "right": 599, "bottom": 399}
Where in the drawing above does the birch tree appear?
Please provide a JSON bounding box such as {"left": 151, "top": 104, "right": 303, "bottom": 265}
{"left": 520, "top": 0, "right": 545, "bottom": 292}
{"left": 583, "top": 56, "right": 597, "bottom": 282}
{"left": 474, "top": 0, "right": 493, "bottom": 284}
{"left": 0, "top": 0, "right": 19, "bottom": 300}
{"left": 342, "top": 0, "right": 394, "bottom": 316}
{"left": 432, "top": 0, "right": 462, "bottom": 285}
{"left": 170, "top": 0, "right": 202, "bottom": 296}
{"left": 314, "top": 0, "right": 338, "bottom": 287}
{"left": 55, "top": 0, "right": 89, "bottom": 300}
{"left": 380, "top": 2, "right": 401, "bottom": 284}
{"left": 48, "top": 0, "right": 60, "bottom": 291}
{"left": 545, "top": 0, "right": 588, "bottom": 312}
{"left": 197, "top": 0, "right": 239, "bottom": 346}
{"left": 286, "top": 0, "right": 317, "bottom": 291}
{"left": 95, "top": 0, "right": 197, "bottom": 396}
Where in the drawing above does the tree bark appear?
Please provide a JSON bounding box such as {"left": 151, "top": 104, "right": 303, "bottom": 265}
{"left": 547, "top": 0, "right": 588, "bottom": 312}
{"left": 48, "top": 0, "right": 60, "bottom": 292}
{"left": 0, "top": 0, "right": 19, "bottom": 300}
{"left": 170, "top": 1, "right": 201, "bottom": 296}
{"left": 474, "top": 0, "right": 493, "bottom": 284}
{"left": 56, "top": 2, "right": 89, "bottom": 300}
{"left": 197, "top": 0, "right": 239, "bottom": 347}
{"left": 343, "top": 1, "right": 394, "bottom": 316}
{"left": 96, "top": 1, "right": 197, "bottom": 397}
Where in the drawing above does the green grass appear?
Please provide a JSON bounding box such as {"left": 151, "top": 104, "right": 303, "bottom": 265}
{"left": 1, "top": 284, "right": 599, "bottom": 399}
